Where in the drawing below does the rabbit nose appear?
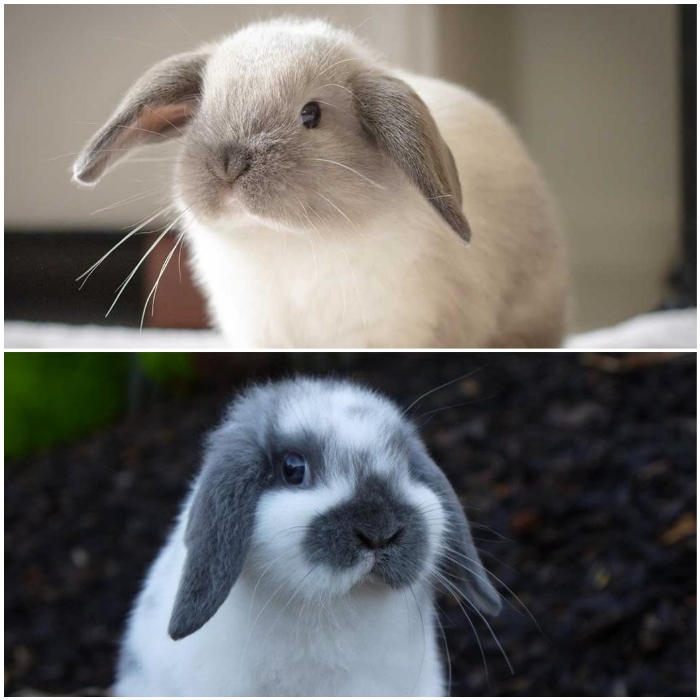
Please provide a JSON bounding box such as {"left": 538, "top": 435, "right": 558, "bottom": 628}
{"left": 220, "top": 147, "right": 252, "bottom": 183}
{"left": 354, "top": 526, "right": 403, "bottom": 550}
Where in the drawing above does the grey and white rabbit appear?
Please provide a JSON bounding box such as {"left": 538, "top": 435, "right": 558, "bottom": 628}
{"left": 114, "top": 377, "right": 502, "bottom": 696}
{"left": 74, "top": 18, "right": 567, "bottom": 347}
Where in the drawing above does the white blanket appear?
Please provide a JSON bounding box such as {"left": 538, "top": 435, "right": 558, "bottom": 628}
{"left": 5, "top": 308, "right": 696, "bottom": 350}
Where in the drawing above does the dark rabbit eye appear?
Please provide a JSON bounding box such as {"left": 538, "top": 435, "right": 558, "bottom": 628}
{"left": 300, "top": 101, "right": 321, "bottom": 129}
{"left": 282, "top": 452, "right": 307, "bottom": 485}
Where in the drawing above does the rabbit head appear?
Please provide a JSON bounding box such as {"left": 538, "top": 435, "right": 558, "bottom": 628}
{"left": 168, "top": 378, "right": 499, "bottom": 641}
{"left": 73, "top": 18, "right": 471, "bottom": 241}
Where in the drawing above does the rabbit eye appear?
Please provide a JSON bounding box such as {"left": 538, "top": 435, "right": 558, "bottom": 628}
{"left": 282, "top": 452, "right": 307, "bottom": 486}
{"left": 300, "top": 102, "right": 321, "bottom": 129}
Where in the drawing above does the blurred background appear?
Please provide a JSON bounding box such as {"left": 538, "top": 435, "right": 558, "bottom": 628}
{"left": 4, "top": 351, "right": 696, "bottom": 695}
{"left": 4, "top": 4, "right": 697, "bottom": 334}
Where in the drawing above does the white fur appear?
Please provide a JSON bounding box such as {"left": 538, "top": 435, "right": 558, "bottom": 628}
{"left": 119, "top": 524, "right": 441, "bottom": 696}
{"left": 115, "top": 383, "right": 451, "bottom": 696}
{"left": 181, "top": 26, "right": 567, "bottom": 348}
{"left": 116, "top": 492, "right": 444, "bottom": 697}
{"left": 276, "top": 382, "right": 404, "bottom": 458}
{"left": 75, "top": 18, "right": 567, "bottom": 348}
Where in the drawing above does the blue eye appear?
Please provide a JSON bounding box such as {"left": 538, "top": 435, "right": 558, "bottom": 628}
{"left": 300, "top": 102, "right": 321, "bottom": 129}
{"left": 282, "top": 452, "right": 307, "bottom": 486}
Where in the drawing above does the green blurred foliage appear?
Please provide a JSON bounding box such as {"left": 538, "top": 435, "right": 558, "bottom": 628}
{"left": 5, "top": 353, "right": 130, "bottom": 460}
{"left": 137, "top": 352, "right": 195, "bottom": 385}
{"left": 5, "top": 352, "right": 196, "bottom": 460}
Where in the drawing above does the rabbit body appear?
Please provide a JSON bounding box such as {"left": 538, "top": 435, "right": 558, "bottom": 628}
{"left": 113, "top": 378, "right": 502, "bottom": 696}
{"left": 115, "top": 498, "right": 442, "bottom": 696}
{"left": 74, "top": 18, "right": 567, "bottom": 348}
{"left": 184, "top": 72, "right": 566, "bottom": 348}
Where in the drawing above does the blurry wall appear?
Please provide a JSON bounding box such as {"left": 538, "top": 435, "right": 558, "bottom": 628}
{"left": 437, "top": 5, "right": 681, "bottom": 331}
{"left": 5, "top": 5, "right": 682, "bottom": 331}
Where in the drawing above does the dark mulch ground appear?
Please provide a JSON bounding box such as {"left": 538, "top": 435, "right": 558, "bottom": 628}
{"left": 5, "top": 352, "right": 697, "bottom": 696}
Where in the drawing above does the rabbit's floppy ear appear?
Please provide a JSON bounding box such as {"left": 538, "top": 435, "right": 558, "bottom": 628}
{"left": 352, "top": 71, "right": 471, "bottom": 242}
{"left": 412, "top": 452, "right": 501, "bottom": 615}
{"left": 73, "top": 50, "right": 209, "bottom": 185}
{"left": 168, "top": 425, "right": 263, "bottom": 641}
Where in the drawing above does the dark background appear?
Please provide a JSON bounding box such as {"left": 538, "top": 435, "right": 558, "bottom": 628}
{"left": 4, "top": 352, "right": 697, "bottom": 696}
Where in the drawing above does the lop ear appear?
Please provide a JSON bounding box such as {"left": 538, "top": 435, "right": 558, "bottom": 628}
{"left": 73, "top": 50, "right": 209, "bottom": 185}
{"left": 168, "top": 427, "right": 263, "bottom": 641}
{"left": 352, "top": 71, "right": 471, "bottom": 242}
{"left": 412, "top": 452, "right": 501, "bottom": 616}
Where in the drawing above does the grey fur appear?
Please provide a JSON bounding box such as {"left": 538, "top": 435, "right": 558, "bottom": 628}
{"left": 73, "top": 21, "right": 471, "bottom": 244}
{"left": 407, "top": 435, "right": 502, "bottom": 615}
{"left": 352, "top": 71, "right": 471, "bottom": 242}
{"left": 168, "top": 414, "right": 269, "bottom": 640}
{"left": 304, "top": 473, "right": 427, "bottom": 588}
{"left": 73, "top": 50, "right": 209, "bottom": 185}
{"left": 168, "top": 377, "right": 499, "bottom": 642}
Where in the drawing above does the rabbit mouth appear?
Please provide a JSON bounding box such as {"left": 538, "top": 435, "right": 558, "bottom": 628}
{"left": 352, "top": 547, "right": 424, "bottom": 590}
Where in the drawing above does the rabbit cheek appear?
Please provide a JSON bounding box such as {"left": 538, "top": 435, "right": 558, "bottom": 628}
{"left": 249, "top": 481, "right": 353, "bottom": 588}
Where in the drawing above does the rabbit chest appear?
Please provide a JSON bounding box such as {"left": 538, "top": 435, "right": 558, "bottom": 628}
{"left": 184, "top": 205, "right": 487, "bottom": 349}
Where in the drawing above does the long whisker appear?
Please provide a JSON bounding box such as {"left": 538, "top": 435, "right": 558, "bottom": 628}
{"left": 412, "top": 395, "right": 498, "bottom": 425}
{"left": 239, "top": 566, "right": 307, "bottom": 682}
{"left": 113, "top": 124, "right": 179, "bottom": 141}
{"left": 260, "top": 565, "right": 319, "bottom": 649}
{"left": 439, "top": 544, "right": 546, "bottom": 639}
{"left": 338, "top": 241, "right": 367, "bottom": 331}
{"left": 76, "top": 207, "right": 171, "bottom": 288}
{"left": 106, "top": 208, "right": 189, "bottom": 317}
{"left": 140, "top": 230, "right": 185, "bottom": 330}
{"left": 141, "top": 103, "right": 185, "bottom": 136}
{"left": 432, "top": 570, "right": 490, "bottom": 684}
{"left": 307, "top": 187, "right": 355, "bottom": 228}
{"left": 119, "top": 204, "right": 175, "bottom": 231}
{"left": 156, "top": 4, "right": 194, "bottom": 40}
{"left": 402, "top": 365, "right": 490, "bottom": 417}
{"left": 310, "top": 158, "right": 385, "bottom": 190}
{"left": 316, "top": 56, "right": 363, "bottom": 78}
{"left": 317, "top": 83, "right": 365, "bottom": 107}
{"left": 107, "top": 36, "right": 165, "bottom": 50}
{"left": 89, "top": 188, "right": 161, "bottom": 216}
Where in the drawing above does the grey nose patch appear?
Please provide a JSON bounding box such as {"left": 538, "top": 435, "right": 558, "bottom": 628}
{"left": 303, "top": 475, "right": 427, "bottom": 589}
{"left": 216, "top": 145, "right": 252, "bottom": 183}
{"left": 354, "top": 525, "right": 403, "bottom": 550}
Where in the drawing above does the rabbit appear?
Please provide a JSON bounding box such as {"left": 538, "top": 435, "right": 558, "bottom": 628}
{"left": 73, "top": 18, "right": 567, "bottom": 348}
{"left": 114, "top": 377, "right": 502, "bottom": 696}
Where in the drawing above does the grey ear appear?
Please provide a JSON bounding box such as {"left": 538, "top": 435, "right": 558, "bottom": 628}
{"left": 412, "top": 453, "right": 501, "bottom": 616}
{"left": 168, "top": 427, "right": 263, "bottom": 641}
{"left": 352, "top": 71, "right": 471, "bottom": 242}
{"left": 73, "top": 50, "right": 209, "bottom": 185}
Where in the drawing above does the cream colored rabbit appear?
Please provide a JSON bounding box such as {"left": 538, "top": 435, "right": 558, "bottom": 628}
{"left": 74, "top": 18, "right": 568, "bottom": 348}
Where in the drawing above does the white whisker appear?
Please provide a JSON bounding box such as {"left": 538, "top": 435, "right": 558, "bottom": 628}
{"left": 106, "top": 208, "right": 189, "bottom": 317}
{"left": 316, "top": 56, "right": 362, "bottom": 78}
{"left": 140, "top": 230, "right": 185, "bottom": 330}
{"left": 76, "top": 207, "right": 171, "bottom": 287}
{"left": 89, "top": 188, "right": 161, "bottom": 216}
{"left": 307, "top": 188, "right": 355, "bottom": 228}
{"left": 317, "top": 83, "right": 365, "bottom": 107}
{"left": 310, "top": 158, "right": 385, "bottom": 190}
{"left": 156, "top": 4, "right": 194, "bottom": 40}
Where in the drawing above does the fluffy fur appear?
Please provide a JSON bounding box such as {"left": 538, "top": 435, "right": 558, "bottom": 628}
{"left": 114, "top": 378, "right": 501, "bottom": 696}
{"left": 74, "top": 18, "right": 567, "bottom": 347}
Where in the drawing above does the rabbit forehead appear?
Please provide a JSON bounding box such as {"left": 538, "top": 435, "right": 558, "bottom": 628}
{"left": 274, "top": 382, "right": 409, "bottom": 469}
{"left": 205, "top": 19, "right": 356, "bottom": 105}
